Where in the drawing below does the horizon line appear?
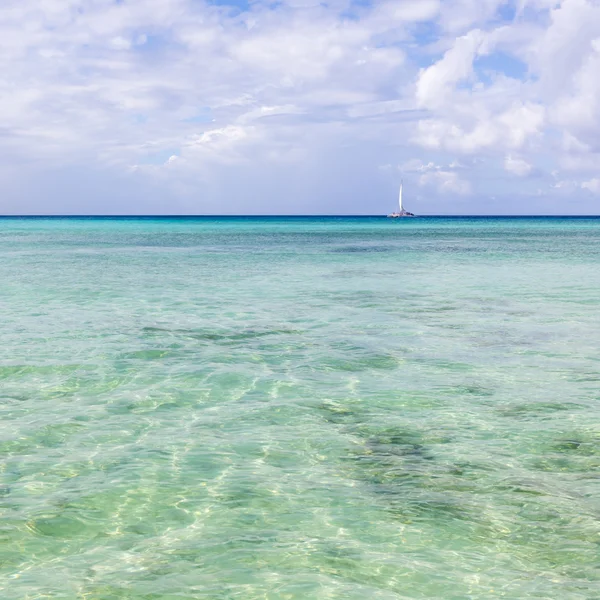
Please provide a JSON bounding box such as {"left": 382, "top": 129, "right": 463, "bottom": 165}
{"left": 1, "top": 214, "right": 600, "bottom": 219}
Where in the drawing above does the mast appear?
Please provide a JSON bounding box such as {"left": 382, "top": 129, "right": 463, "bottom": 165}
{"left": 399, "top": 180, "right": 403, "bottom": 213}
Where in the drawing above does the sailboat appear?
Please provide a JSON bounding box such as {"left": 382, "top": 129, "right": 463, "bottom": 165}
{"left": 387, "top": 180, "right": 415, "bottom": 218}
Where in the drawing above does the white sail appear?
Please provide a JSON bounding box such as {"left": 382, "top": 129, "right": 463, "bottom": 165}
{"left": 388, "top": 179, "right": 414, "bottom": 217}
{"left": 398, "top": 181, "right": 404, "bottom": 212}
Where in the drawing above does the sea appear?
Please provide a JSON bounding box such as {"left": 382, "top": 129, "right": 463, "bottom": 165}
{"left": 1, "top": 216, "right": 599, "bottom": 599}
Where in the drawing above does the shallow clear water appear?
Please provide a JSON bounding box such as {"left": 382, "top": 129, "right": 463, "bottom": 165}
{"left": 1, "top": 216, "right": 600, "bottom": 599}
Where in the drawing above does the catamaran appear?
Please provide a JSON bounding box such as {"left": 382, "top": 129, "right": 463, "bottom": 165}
{"left": 387, "top": 181, "right": 415, "bottom": 218}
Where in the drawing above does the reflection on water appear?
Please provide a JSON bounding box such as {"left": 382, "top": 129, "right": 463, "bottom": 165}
{"left": 1, "top": 217, "right": 600, "bottom": 599}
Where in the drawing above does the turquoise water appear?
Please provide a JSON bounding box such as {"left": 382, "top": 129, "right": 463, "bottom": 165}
{"left": 1, "top": 216, "right": 600, "bottom": 599}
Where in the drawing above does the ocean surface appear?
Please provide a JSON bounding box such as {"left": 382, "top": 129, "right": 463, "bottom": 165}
{"left": 1, "top": 216, "right": 600, "bottom": 600}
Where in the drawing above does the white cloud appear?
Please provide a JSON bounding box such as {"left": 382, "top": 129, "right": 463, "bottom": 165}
{"left": 581, "top": 178, "right": 600, "bottom": 193}
{"left": 422, "top": 171, "right": 471, "bottom": 195}
{"left": 552, "top": 38, "right": 600, "bottom": 148}
{"left": 500, "top": 102, "right": 546, "bottom": 148}
{"left": 416, "top": 29, "right": 485, "bottom": 108}
{"left": 0, "top": 0, "right": 600, "bottom": 214}
{"left": 413, "top": 99, "right": 545, "bottom": 153}
{"left": 439, "top": 0, "right": 507, "bottom": 33}
{"left": 505, "top": 155, "right": 533, "bottom": 176}
{"left": 380, "top": 0, "right": 441, "bottom": 21}
{"left": 531, "top": 0, "right": 600, "bottom": 97}
{"left": 401, "top": 159, "right": 438, "bottom": 172}
{"left": 109, "top": 36, "right": 132, "bottom": 50}
{"left": 194, "top": 126, "right": 248, "bottom": 146}
{"left": 419, "top": 170, "right": 471, "bottom": 195}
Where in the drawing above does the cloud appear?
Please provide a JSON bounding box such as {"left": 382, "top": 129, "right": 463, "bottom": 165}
{"left": 404, "top": 160, "right": 473, "bottom": 194}
{"left": 0, "top": 0, "right": 600, "bottom": 214}
{"left": 552, "top": 38, "right": 600, "bottom": 148}
{"left": 505, "top": 155, "right": 533, "bottom": 176}
{"left": 531, "top": 0, "right": 600, "bottom": 97}
{"left": 109, "top": 36, "right": 133, "bottom": 51}
{"left": 414, "top": 101, "right": 545, "bottom": 153}
{"left": 401, "top": 159, "right": 438, "bottom": 173}
{"left": 581, "top": 178, "right": 600, "bottom": 193}
{"left": 439, "top": 0, "right": 508, "bottom": 33}
{"left": 416, "top": 29, "right": 486, "bottom": 109}
{"left": 371, "top": 0, "right": 441, "bottom": 24}
{"left": 420, "top": 170, "right": 471, "bottom": 195}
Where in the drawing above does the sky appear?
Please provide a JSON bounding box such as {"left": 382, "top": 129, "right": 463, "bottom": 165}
{"left": 1, "top": 0, "right": 600, "bottom": 215}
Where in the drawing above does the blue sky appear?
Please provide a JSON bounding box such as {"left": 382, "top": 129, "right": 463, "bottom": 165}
{"left": 1, "top": 0, "right": 600, "bottom": 214}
